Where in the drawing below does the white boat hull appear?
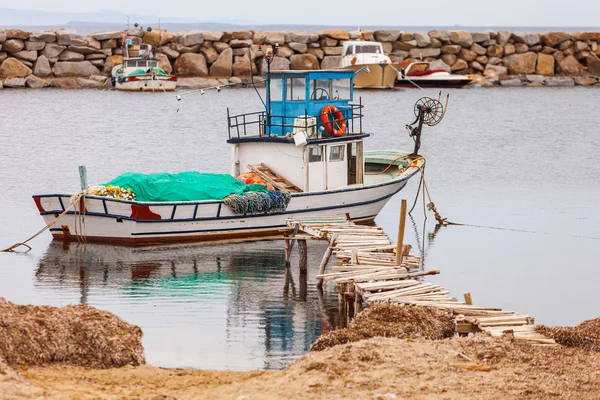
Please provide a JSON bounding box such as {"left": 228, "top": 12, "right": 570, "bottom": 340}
{"left": 34, "top": 171, "right": 417, "bottom": 245}
{"left": 115, "top": 78, "right": 177, "bottom": 92}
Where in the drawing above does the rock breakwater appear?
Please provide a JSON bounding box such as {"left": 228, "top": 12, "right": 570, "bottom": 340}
{"left": 0, "top": 27, "right": 599, "bottom": 88}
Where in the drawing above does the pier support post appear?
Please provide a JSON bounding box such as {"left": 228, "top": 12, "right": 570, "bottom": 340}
{"left": 298, "top": 239, "right": 307, "bottom": 274}
{"left": 317, "top": 236, "right": 336, "bottom": 290}
{"left": 395, "top": 199, "right": 408, "bottom": 266}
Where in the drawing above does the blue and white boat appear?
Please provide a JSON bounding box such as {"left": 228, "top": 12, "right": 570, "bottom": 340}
{"left": 33, "top": 69, "right": 432, "bottom": 245}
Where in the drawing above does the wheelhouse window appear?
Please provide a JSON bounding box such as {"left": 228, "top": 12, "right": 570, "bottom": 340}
{"left": 126, "top": 60, "right": 137, "bottom": 67}
{"left": 356, "top": 44, "right": 382, "bottom": 54}
{"left": 311, "top": 79, "right": 331, "bottom": 100}
{"left": 329, "top": 145, "right": 345, "bottom": 162}
{"left": 308, "top": 146, "right": 323, "bottom": 162}
{"left": 269, "top": 77, "right": 283, "bottom": 102}
{"left": 286, "top": 77, "right": 306, "bottom": 101}
{"left": 332, "top": 78, "right": 351, "bottom": 100}
{"left": 345, "top": 45, "right": 354, "bottom": 56}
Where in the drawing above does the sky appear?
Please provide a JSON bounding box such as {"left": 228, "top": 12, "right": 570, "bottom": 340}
{"left": 1, "top": 0, "right": 600, "bottom": 27}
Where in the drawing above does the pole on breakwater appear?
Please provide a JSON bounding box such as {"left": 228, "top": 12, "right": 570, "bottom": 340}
{"left": 395, "top": 199, "right": 407, "bottom": 266}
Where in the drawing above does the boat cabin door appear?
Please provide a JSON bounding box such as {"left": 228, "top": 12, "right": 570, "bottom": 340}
{"left": 305, "top": 141, "right": 363, "bottom": 191}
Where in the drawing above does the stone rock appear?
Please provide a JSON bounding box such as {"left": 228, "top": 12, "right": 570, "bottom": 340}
{"left": 209, "top": 48, "right": 233, "bottom": 76}
{"left": 3, "top": 39, "right": 24, "bottom": 52}
{"left": 449, "top": 30, "right": 473, "bottom": 47}
{"left": 512, "top": 32, "right": 540, "bottom": 46}
{"left": 232, "top": 48, "right": 247, "bottom": 57}
{"left": 414, "top": 31, "right": 430, "bottom": 47}
{"left": 30, "top": 31, "right": 56, "bottom": 42}
{"left": 290, "top": 54, "right": 319, "bottom": 70}
{"left": 90, "top": 59, "right": 105, "bottom": 68}
{"left": 257, "top": 56, "right": 290, "bottom": 74}
{"left": 515, "top": 43, "right": 529, "bottom": 53}
{"left": 14, "top": 50, "right": 37, "bottom": 62}
{"left": 318, "top": 29, "right": 349, "bottom": 40}
{"left": 476, "top": 55, "right": 488, "bottom": 64}
{"left": 525, "top": 74, "right": 546, "bottom": 83}
{"left": 229, "top": 31, "right": 253, "bottom": 40}
{"left": 400, "top": 32, "right": 414, "bottom": 42}
{"left": 542, "top": 46, "right": 558, "bottom": 54}
{"left": 429, "top": 59, "right": 451, "bottom": 73}
{"left": 503, "top": 52, "right": 537, "bottom": 74}
{"left": 544, "top": 76, "right": 575, "bottom": 86}
{"left": 451, "top": 59, "right": 468, "bottom": 71}
{"left": 174, "top": 44, "right": 201, "bottom": 54}
{"left": 586, "top": 55, "right": 600, "bottom": 76}
{"left": 53, "top": 61, "right": 100, "bottom": 77}
{"left": 201, "top": 31, "right": 223, "bottom": 42}
{"left": 0, "top": 58, "right": 32, "bottom": 78}
{"left": 277, "top": 46, "right": 295, "bottom": 58}
{"left": 3, "top": 77, "right": 27, "bottom": 87}
{"left": 25, "top": 74, "right": 46, "bottom": 88}
{"left": 374, "top": 30, "right": 400, "bottom": 42}
{"left": 59, "top": 50, "right": 85, "bottom": 61}
{"left": 5, "top": 29, "right": 30, "bottom": 40}
{"left": 56, "top": 31, "right": 72, "bottom": 46}
{"left": 74, "top": 77, "right": 105, "bottom": 88}
{"left": 471, "top": 43, "right": 487, "bottom": 55}
{"left": 307, "top": 48, "right": 324, "bottom": 60}
{"left": 213, "top": 42, "right": 230, "bottom": 53}
{"left": 483, "top": 39, "right": 497, "bottom": 46}
{"left": 41, "top": 44, "right": 67, "bottom": 58}
{"left": 102, "top": 55, "right": 123, "bottom": 74}
{"left": 289, "top": 42, "right": 308, "bottom": 53}
{"left": 471, "top": 32, "right": 490, "bottom": 43}
{"left": 530, "top": 44, "right": 543, "bottom": 52}
{"left": 470, "top": 60, "right": 484, "bottom": 72}
{"left": 390, "top": 51, "right": 409, "bottom": 63}
{"left": 178, "top": 31, "right": 204, "bottom": 47}
{"left": 91, "top": 31, "right": 121, "bottom": 41}
{"left": 25, "top": 41, "right": 45, "bottom": 51}
{"left": 469, "top": 74, "right": 494, "bottom": 87}
{"left": 459, "top": 48, "right": 477, "bottom": 61}
{"left": 230, "top": 39, "right": 253, "bottom": 48}
{"left": 441, "top": 54, "right": 457, "bottom": 66}
{"left": 319, "top": 37, "right": 337, "bottom": 47}
{"left": 496, "top": 31, "right": 511, "bottom": 46}
{"left": 409, "top": 48, "right": 440, "bottom": 59}
{"left": 159, "top": 45, "right": 179, "bottom": 59}
{"left": 289, "top": 31, "right": 312, "bottom": 44}
{"left": 0, "top": 31, "right": 5, "bottom": 42}
{"left": 155, "top": 53, "right": 172, "bottom": 74}
{"left": 542, "top": 31, "right": 574, "bottom": 47}
{"left": 574, "top": 41, "right": 588, "bottom": 52}
{"left": 487, "top": 44, "right": 504, "bottom": 58}
{"left": 578, "top": 32, "right": 600, "bottom": 41}
{"left": 557, "top": 55, "right": 586, "bottom": 75}
{"left": 441, "top": 44, "right": 461, "bottom": 54}
{"left": 33, "top": 55, "right": 51, "bottom": 77}
{"left": 554, "top": 51, "right": 565, "bottom": 63}
{"left": 70, "top": 45, "right": 106, "bottom": 55}
{"left": 143, "top": 30, "right": 173, "bottom": 47}
{"left": 255, "top": 31, "right": 286, "bottom": 45}
{"left": 174, "top": 53, "right": 210, "bottom": 77}
{"left": 19, "top": 59, "right": 33, "bottom": 68}
{"left": 483, "top": 69, "right": 499, "bottom": 80}
{"left": 0, "top": 52, "right": 7, "bottom": 63}
{"left": 428, "top": 30, "right": 450, "bottom": 43}
{"left": 504, "top": 43, "right": 516, "bottom": 55}
{"left": 575, "top": 50, "right": 590, "bottom": 61}
{"left": 500, "top": 78, "right": 523, "bottom": 87}
{"left": 349, "top": 30, "right": 374, "bottom": 41}
{"left": 200, "top": 46, "right": 219, "bottom": 64}
{"left": 393, "top": 41, "right": 416, "bottom": 51}
{"left": 563, "top": 47, "right": 575, "bottom": 56}
{"left": 85, "top": 53, "right": 107, "bottom": 60}
{"left": 575, "top": 76, "right": 598, "bottom": 85}
{"left": 0, "top": 80, "right": 3, "bottom": 89}
{"left": 321, "top": 56, "right": 341, "bottom": 69}
{"left": 323, "top": 47, "right": 342, "bottom": 56}
{"left": 429, "top": 38, "right": 442, "bottom": 48}
{"left": 233, "top": 57, "right": 256, "bottom": 76}
{"left": 535, "top": 53, "right": 555, "bottom": 76}
{"left": 488, "top": 56, "right": 502, "bottom": 65}
{"left": 486, "top": 64, "right": 508, "bottom": 76}
{"left": 559, "top": 40, "right": 573, "bottom": 51}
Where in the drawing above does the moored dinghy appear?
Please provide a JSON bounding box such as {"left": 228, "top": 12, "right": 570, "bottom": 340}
{"left": 33, "top": 69, "right": 448, "bottom": 245}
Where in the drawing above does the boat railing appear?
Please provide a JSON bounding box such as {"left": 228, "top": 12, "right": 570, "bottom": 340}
{"left": 227, "top": 100, "right": 364, "bottom": 141}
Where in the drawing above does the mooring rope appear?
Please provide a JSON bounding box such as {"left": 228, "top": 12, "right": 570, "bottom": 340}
{"left": 1, "top": 192, "right": 85, "bottom": 253}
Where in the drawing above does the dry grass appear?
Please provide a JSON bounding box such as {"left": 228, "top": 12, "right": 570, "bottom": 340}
{"left": 537, "top": 318, "right": 600, "bottom": 351}
{"left": 0, "top": 297, "right": 144, "bottom": 368}
{"left": 310, "top": 303, "right": 454, "bottom": 351}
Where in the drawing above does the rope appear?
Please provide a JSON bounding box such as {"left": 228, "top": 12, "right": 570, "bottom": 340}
{"left": 1, "top": 192, "right": 85, "bottom": 253}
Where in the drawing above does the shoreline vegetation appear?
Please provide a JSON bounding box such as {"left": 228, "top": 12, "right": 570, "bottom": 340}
{"left": 0, "top": 28, "right": 599, "bottom": 89}
{"left": 1, "top": 298, "right": 599, "bottom": 399}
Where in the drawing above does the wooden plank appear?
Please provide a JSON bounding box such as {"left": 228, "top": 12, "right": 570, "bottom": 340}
{"left": 248, "top": 163, "right": 302, "bottom": 193}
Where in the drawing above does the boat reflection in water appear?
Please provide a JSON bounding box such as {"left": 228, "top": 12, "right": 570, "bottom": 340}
{"left": 35, "top": 240, "right": 341, "bottom": 370}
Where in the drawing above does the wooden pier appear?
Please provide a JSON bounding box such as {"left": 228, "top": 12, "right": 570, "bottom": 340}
{"left": 285, "top": 213, "right": 557, "bottom": 346}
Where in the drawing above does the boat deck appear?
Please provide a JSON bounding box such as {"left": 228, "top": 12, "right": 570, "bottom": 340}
{"left": 286, "top": 216, "right": 558, "bottom": 346}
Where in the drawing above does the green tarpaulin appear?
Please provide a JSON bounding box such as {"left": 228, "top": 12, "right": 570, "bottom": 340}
{"left": 102, "top": 171, "right": 268, "bottom": 202}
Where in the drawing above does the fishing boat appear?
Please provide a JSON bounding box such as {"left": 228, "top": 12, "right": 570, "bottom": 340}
{"left": 33, "top": 68, "right": 447, "bottom": 245}
{"left": 339, "top": 41, "right": 397, "bottom": 89}
{"left": 111, "top": 36, "right": 177, "bottom": 92}
{"left": 395, "top": 61, "right": 472, "bottom": 88}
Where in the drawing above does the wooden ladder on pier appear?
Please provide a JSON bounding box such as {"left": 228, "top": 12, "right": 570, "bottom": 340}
{"left": 247, "top": 163, "right": 302, "bottom": 193}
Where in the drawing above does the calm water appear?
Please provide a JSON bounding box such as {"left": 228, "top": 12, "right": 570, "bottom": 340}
{"left": 0, "top": 86, "right": 599, "bottom": 370}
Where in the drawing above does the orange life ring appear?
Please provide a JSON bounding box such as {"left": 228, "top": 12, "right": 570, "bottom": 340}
{"left": 320, "top": 105, "right": 347, "bottom": 137}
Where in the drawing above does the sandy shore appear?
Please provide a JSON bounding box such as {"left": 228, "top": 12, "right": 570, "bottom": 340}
{"left": 2, "top": 335, "right": 599, "bottom": 400}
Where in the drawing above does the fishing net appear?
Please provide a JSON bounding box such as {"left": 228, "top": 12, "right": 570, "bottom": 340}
{"left": 101, "top": 172, "right": 268, "bottom": 202}
{"left": 223, "top": 190, "right": 291, "bottom": 214}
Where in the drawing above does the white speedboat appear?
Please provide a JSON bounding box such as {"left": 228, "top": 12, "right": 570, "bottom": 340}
{"left": 339, "top": 41, "right": 397, "bottom": 89}
{"left": 395, "top": 61, "right": 472, "bottom": 88}
{"left": 111, "top": 37, "right": 177, "bottom": 92}
{"left": 33, "top": 69, "right": 446, "bottom": 245}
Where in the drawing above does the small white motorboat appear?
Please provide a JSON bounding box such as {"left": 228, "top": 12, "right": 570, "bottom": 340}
{"left": 111, "top": 36, "right": 177, "bottom": 92}
{"left": 395, "top": 61, "right": 472, "bottom": 88}
{"left": 33, "top": 68, "right": 449, "bottom": 245}
{"left": 339, "top": 41, "right": 397, "bottom": 89}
